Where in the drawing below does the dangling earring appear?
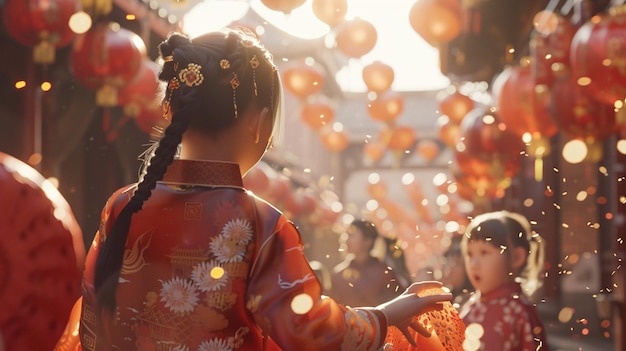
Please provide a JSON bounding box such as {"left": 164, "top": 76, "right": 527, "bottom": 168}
{"left": 230, "top": 73, "right": 240, "bottom": 119}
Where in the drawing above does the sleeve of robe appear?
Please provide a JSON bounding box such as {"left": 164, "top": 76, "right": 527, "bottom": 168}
{"left": 246, "top": 213, "right": 388, "bottom": 351}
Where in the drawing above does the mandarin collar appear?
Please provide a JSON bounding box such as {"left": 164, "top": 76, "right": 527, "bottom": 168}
{"left": 160, "top": 159, "right": 243, "bottom": 187}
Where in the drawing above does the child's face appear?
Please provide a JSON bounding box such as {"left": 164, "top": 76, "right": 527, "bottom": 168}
{"left": 464, "top": 240, "right": 512, "bottom": 295}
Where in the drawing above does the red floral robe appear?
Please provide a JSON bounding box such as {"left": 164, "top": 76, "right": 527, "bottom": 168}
{"left": 459, "top": 282, "right": 550, "bottom": 351}
{"left": 77, "top": 159, "right": 387, "bottom": 351}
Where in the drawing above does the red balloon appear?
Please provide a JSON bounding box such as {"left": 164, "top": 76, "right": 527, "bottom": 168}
{"left": 335, "top": 18, "right": 377, "bottom": 58}
{"left": 552, "top": 72, "right": 622, "bottom": 141}
{"left": 2, "top": 0, "right": 79, "bottom": 48}
{"left": 260, "top": 0, "right": 307, "bottom": 14}
{"left": 0, "top": 152, "right": 84, "bottom": 351}
{"left": 493, "top": 62, "right": 558, "bottom": 139}
{"left": 570, "top": 9, "right": 626, "bottom": 105}
{"left": 70, "top": 22, "right": 147, "bottom": 91}
{"left": 409, "top": 0, "right": 461, "bottom": 44}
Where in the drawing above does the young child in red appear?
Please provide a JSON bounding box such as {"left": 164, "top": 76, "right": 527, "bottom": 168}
{"left": 55, "top": 28, "right": 452, "bottom": 351}
{"left": 459, "top": 210, "right": 549, "bottom": 351}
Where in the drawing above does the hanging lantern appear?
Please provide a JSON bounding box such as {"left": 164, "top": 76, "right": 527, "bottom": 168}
{"left": 320, "top": 125, "right": 349, "bottom": 152}
{"left": 436, "top": 115, "right": 460, "bottom": 148}
{"left": 409, "top": 0, "right": 461, "bottom": 45}
{"left": 552, "top": 72, "right": 624, "bottom": 141}
{"left": 335, "top": 17, "right": 377, "bottom": 58}
{"left": 415, "top": 139, "right": 440, "bottom": 161}
{"left": 367, "top": 180, "right": 388, "bottom": 200}
{"left": 283, "top": 188, "right": 318, "bottom": 218}
{"left": 570, "top": 7, "right": 626, "bottom": 106}
{"left": 362, "top": 61, "right": 395, "bottom": 93}
{"left": 300, "top": 97, "right": 335, "bottom": 130}
{"left": 492, "top": 59, "right": 558, "bottom": 140}
{"left": 438, "top": 90, "right": 474, "bottom": 123}
{"left": 0, "top": 152, "right": 84, "bottom": 351}
{"left": 2, "top": 0, "right": 81, "bottom": 64}
{"left": 134, "top": 105, "right": 170, "bottom": 139}
{"left": 364, "top": 141, "right": 386, "bottom": 162}
{"left": 530, "top": 12, "right": 576, "bottom": 86}
{"left": 260, "top": 0, "right": 307, "bottom": 14}
{"left": 456, "top": 106, "right": 524, "bottom": 179}
{"left": 367, "top": 92, "right": 405, "bottom": 123}
{"left": 118, "top": 59, "right": 161, "bottom": 118}
{"left": 312, "top": 0, "right": 348, "bottom": 28}
{"left": 282, "top": 61, "right": 325, "bottom": 100}
{"left": 70, "top": 22, "right": 147, "bottom": 106}
{"left": 380, "top": 125, "right": 416, "bottom": 151}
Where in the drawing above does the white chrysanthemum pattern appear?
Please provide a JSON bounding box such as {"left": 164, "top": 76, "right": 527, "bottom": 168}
{"left": 191, "top": 260, "right": 229, "bottom": 292}
{"left": 159, "top": 277, "right": 199, "bottom": 315}
{"left": 172, "top": 345, "right": 191, "bottom": 351}
{"left": 210, "top": 234, "right": 245, "bottom": 263}
{"left": 198, "top": 338, "right": 233, "bottom": 351}
{"left": 221, "top": 218, "right": 253, "bottom": 244}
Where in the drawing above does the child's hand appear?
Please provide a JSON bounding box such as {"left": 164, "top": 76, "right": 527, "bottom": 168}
{"left": 376, "top": 281, "right": 452, "bottom": 346}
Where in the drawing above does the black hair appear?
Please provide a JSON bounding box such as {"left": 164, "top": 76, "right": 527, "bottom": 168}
{"left": 350, "top": 219, "right": 379, "bottom": 251}
{"left": 461, "top": 210, "right": 544, "bottom": 296}
{"left": 93, "top": 28, "right": 280, "bottom": 315}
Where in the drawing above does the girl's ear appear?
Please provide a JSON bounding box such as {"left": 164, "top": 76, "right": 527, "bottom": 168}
{"left": 511, "top": 246, "right": 527, "bottom": 271}
{"left": 250, "top": 107, "right": 270, "bottom": 144}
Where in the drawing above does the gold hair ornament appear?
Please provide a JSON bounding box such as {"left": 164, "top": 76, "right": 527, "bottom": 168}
{"left": 230, "top": 73, "right": 240, "bottom": 118}
{"left": 179, "top": 63, "right": 204, "bottom": 87}
{"left": 250, "top": 55, "right": 259, "bottom": 96}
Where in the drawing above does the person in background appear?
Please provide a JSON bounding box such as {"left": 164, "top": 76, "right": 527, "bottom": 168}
{"left": 329, "top": 220, "right": 405, "bottom": 307}
{"left": 440, "top": 235, "right": 473, "bottom": 309}
{"left": 56, "top": 28, "right": 452, "bottom": 350}
{"left": 459, "top": 210, "right": 549, "bottom": 351}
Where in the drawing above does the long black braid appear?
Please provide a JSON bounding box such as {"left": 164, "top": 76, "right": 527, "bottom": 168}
{"left": 93, "top": 28, "right": 279, "bottom": 315}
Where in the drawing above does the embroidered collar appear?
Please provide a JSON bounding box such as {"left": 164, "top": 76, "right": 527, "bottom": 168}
{"left": 160, "top": 159, "right": 243, "bottom": 187}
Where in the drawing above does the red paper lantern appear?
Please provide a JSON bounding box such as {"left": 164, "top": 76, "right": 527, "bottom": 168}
{"left": 335, "top": 17, "right": 377, "bottom": 58}
{"left": 367, "top": 92, "right": 405, "bottom": 123}
{"left": 282, "top": 61, "right": 325, "bottom": 100}
{"left": 260, "top": 0, "right": 307, "bottom": 14}
{"left": 492, "top": 61, "right": 558, "bottom": 139}
{"left": 362, "top": 61, "right": 395, "bottom": 93}
{"left": 118, "top": 59, "right": 161, "bottom": 117}
{"left": 436, "top": 115, "right": 460, "bottom": 148}
{"left": 438, "top": 90, "right": 474, "bottom": 123}
{"left": 320, "top": 126, "right": 349, "bottom": 152}
{"left": 70, "top": 22, "right": 147, "bottom": 106}
{"left": 380, "top": 125, "right": 416, "bottom": 151}
{"left": 312, "top": 0, "right": 348, "bottom": 28}
{"left": 409, "top": 0, "right": 461, "bottom": 44}
{"left": 283, "top": 189, "right": 318, "bottom": 217}
{"left": 300, "top": 98, "right": 335, "bottom": 130}
{"left": 364, "top": 141, "right": 386, "bottom": 162}
{"left": 0, "top": 152, "right": 84, "bottom": 351}
{"left": 134, "top": 104, "right": 170, "bottom": 138}
{"left": 2, "top": 0, "right": 81, "bottom": 63}
{"left": 456, "top": 106, "right": 524, "bottom": 178}
{"left": 570, "top": 8, "right": 626, "bottom": 105}
{"left": 552, "top": 72, "right": 623, "bottom": 141}
{"left": 530, "top": 13, "right": 577, "bottom": 86}
{"left": 268, "top": 174, "right": 291, "bottom": 203}
{"left": 416, "top": 139, "right": 440, "bottom": 161}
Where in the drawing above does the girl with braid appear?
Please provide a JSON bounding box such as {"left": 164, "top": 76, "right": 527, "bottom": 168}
{"left": 58, "top": 29, "right": 452, "bottom": 351}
